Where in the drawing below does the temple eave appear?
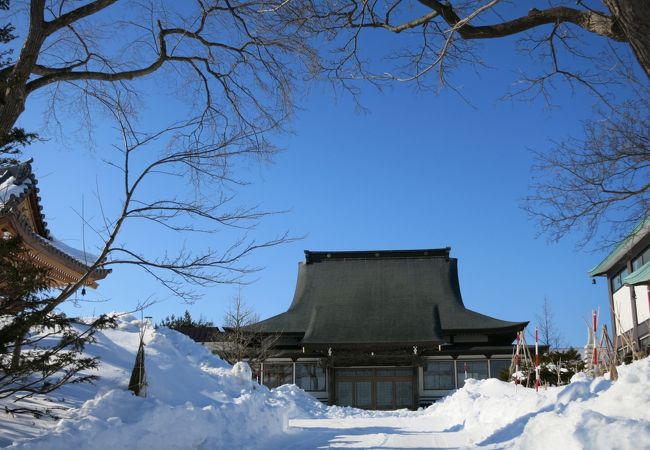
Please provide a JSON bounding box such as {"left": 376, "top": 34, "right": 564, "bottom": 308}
{"left": 3, "top": 217, "right": 108, "bottom": 287}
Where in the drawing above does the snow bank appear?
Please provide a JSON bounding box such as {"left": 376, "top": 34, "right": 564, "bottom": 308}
{"left": 272, "top": 384, "right": 418, "bottom": 421}
{"left": 510, "top": 360, "right": 650, "bottom": 450}
{"left": 273, "top": 384, "right": 329, "bottom": 419}
{"left": 13, "top": 388, "right": 288, "bottom": 450}
{"left": 422, "top": 377, "right": 555, "bottom": 441}
{"left": 1, "top": 315, "right": 297, "bottom": 450}
{"left": 420, "top": 358, "right": 650, "bottom": 449}
{"left": 3, "top": 314, "right": 649, "bottom": 450}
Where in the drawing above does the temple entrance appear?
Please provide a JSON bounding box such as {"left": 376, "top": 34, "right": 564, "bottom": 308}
{"left": 334, "top": 367, "right": 416, "bottom": 410}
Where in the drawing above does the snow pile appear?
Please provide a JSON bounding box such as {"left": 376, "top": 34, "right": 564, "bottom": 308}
{"left": 272, "top": 385, "right": 419, "bottom": 421}
{"left": 422, "top": 377, "right": 555, "bottom": 441}
{"left": 1, "top": 315, "right": 300, "bottom": 450}
{"left": 511, "top": 361, "right": 650, "bottom": 450}
{"left": 3, "top": 314, "right": 650, "bottom": 450}
{"left": 421, "top": 359, "right": 650, "bottom": 449}
{"left": 231, "top": 361, "right": 253, "bottom": 381}
{"left": 273, "top": 384, "right": 329, "bottom": 419}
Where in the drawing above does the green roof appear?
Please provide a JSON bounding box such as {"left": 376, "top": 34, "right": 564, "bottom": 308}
{"left": 623, "top": 261, "right": 650, "bottom": 286}
{"left": 588, "top": 217, "right": 650, "bottom": 277}
{"left": 250, "top": 249, "right": 527, "bottom": 348}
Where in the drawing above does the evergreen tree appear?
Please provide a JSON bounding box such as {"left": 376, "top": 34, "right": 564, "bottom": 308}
{"left": 0, "top": 236, "right": 114, "bottom": 415}
{"left": 539, "top": 348, "right": 585, "bottom": 386}
{"left": 158, "top": 310, "right": 213, "bottom": 330}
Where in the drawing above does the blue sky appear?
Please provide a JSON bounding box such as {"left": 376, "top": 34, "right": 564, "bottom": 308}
{"left": 15, "top": 10, "right": 630, "bottom": 347}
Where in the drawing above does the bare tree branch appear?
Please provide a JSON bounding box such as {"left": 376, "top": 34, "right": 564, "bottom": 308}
{"left": 524, "top": 95, "right": 650, "bottom": 248}
{"left": 1, "top": 1, "right": 320, "bottom": 143}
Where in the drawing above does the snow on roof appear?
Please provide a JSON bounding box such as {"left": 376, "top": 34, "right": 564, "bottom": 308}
{"left": 48, "top": 236, "right": 100, "bottom": 267}
{"left": 0, "top": 160, "right": 108, "bottom": 275}
{"left": 0, "top": 175, "right": 32, "bottom": 210}
{"left": 0, "top": 160, "right": 46, "bottom": 236}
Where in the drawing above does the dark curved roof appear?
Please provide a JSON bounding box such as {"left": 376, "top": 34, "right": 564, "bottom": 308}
{"left": 252, "top": 249, "right": 527, "bottom": 348}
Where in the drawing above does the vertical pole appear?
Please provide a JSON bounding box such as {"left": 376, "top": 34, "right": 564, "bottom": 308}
{"left": 514, "top": 331, "right": 521, "bottom": 385}
{"left": 592, "top": 310, "right": 598, "bottom": 374}
{"left": 535, "top": 326, "right": 540, "bottom": 392}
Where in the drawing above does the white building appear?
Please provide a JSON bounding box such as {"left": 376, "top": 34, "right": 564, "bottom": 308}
{"left": 589, "top": 218, "right": 650, "bottom": 356}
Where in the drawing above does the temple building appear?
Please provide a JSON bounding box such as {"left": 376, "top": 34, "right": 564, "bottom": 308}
{"left": 0, "top": 160, "right": 109, "bottom": 288}
{"left": 249, "top": 248, "right": 528, "bottom": 409}
{"left": 589, "top": 218, "right": 650, "bottom": 356}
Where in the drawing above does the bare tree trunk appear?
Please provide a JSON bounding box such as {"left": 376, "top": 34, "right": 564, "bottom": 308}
{"left": 0, "top": 0, "right": 47, "bottom": 138}
{"left": 604, "top": 0, "right": 650, "bottom": 81}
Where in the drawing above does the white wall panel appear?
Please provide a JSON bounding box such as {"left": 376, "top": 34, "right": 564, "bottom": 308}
{"left": 635, "top": 285, "right": 650, "bottom": 324}
{"left": 613, "top": 288, "right": 634, "bottom": 333}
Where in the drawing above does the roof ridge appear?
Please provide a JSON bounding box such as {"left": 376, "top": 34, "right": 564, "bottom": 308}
{"left": 304, "top": 248, "right": 451, "bottom": 264}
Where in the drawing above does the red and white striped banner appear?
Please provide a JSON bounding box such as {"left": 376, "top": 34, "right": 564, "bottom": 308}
{"left": 592, "top": 310, "right": 598, "bottom": 370}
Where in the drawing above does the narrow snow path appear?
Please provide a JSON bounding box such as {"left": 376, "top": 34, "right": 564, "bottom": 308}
{"left": 268, "top": 416, "right": 478, "bottom": 449}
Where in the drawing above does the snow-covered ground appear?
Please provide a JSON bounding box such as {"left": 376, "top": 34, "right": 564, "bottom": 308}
{"left": 1, "top": 315, "right": 649, "bottom": 449}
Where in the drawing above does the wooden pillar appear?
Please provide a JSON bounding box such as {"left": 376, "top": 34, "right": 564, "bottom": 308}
{"left": 327, "top": 366, "right": 336, "bottom": 406}
{"left": 412, "top": 365, "right": 419, "bottom": 410}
